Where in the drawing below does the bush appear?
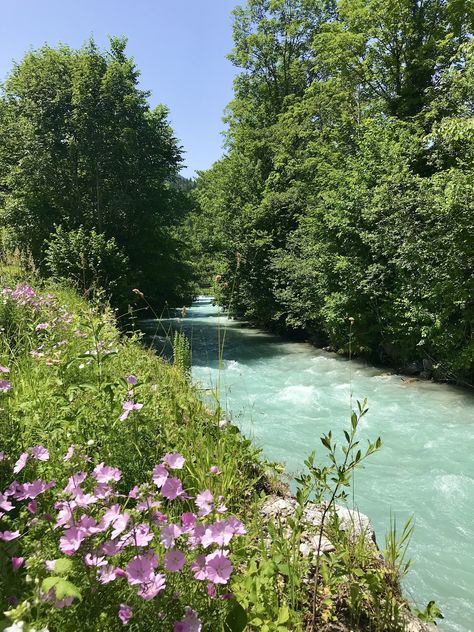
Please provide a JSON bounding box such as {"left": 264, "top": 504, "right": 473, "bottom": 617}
{"left": 44, "top": 227, "right": 130, "bottom": 306}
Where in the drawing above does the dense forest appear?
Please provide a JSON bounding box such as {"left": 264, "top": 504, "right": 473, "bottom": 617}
{"left": 0, "top": 37, "right": 195, "bottom": 310}
{"left": 189, "top": 0, "right": 474, "bottom": 384}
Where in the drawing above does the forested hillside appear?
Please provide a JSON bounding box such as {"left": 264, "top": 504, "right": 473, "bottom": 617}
{"left": 190, "top": 0, "right": 474, "bottom": 384}
{"left": 0, "top": 38, "right": 195, "bottom": 310}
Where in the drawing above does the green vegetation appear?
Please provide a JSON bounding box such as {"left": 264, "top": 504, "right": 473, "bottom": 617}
{"left": 0, "top": 37, "right": 195, "bottom": 310}
{"left": 0, "top": 274, "right": 439, "bottom": 630}
{"left": 189, "top": 0, "right": 474, "bottom": 384}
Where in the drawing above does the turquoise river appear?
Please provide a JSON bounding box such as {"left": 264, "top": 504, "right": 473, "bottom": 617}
{"left": 142, "top": 297, "right": 474, "bottom": 632}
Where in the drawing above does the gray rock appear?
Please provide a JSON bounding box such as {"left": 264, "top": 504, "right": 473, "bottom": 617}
{"left": 260, "top": 495, "right": 375, "bottom": 558}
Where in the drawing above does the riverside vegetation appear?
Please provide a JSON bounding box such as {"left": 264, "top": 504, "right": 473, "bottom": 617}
{"left": 187, "top": 0, "right": 474, "bottom": 386}
{"left": 0, "top": 272, "right": 442, "bottom": 631}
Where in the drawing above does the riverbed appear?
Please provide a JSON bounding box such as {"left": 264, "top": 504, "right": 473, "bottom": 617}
{"left": 141, "top": 297, "right": 474, "bottom": 632}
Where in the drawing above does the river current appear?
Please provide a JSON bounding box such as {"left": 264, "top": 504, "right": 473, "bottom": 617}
{"left": 141, "top": 297, "right": 474, "bottom": 632}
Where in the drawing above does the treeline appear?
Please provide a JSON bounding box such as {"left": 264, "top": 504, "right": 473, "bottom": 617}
{"left": 0, "top": 37, "right": 195, "bottom": 310}
{"left": 190, "top": 0, "right": 474, "bottom": 383}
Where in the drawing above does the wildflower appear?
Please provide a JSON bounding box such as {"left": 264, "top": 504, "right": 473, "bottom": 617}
{"left": 84, "top": 553, "right": 107, "bottom": 567}
{"left": 59, "top": 526, "right": 87, "bottom": 555}
{"left": 35, "top": 322, "right": 49, "bottom": 330}
{"left": 11, "top": 557, "right": 25, "bottom": 571}
{"left": 0, "top": 530, "right": 21, "bottom": 541}
{"left": 13, "top": 452, "right": 28, "bottom": 473}
{"left": 0, "top": 379, "right": 12, "bottom": 392}
{"left": 164, "top": 549, "right": 185, "bottom": 572}
{"left": 0, "top": 493, "right": 14, "bottom": 512}
{"left": 0, "top": 366, "right": 10, "bottom": 373}
{"left": 27, "top": 500, "right": 37, "bottom": 514}
{"left": 125, "top": 553, "right": 157, "bottom": 585}
{"left": 160, "top": 523, "right": 182, "bottom": 549}
{"left": 152, "top": 464, "right": 168, "bottom": 488}
{"left": 161, "top": 476, "right": 186, "bottom": 501}
{"left": 118, "top": 604, "right": 133, "bottom": 625}
{"left": 190, "top": 554, "right": 207, "bottom": 580}
{"left": 209, "top": 465, "right": 221, "bottom": 475}
{"left": 94, "top": 483, "right": 114, "bottom": 499}
{"left": 98, "top": 565, "right": 121, "bottom": 584}
{"left": 174, "top": 607, "right": 202, "bottom": 632}
{"left": 92, "top": 462, "right": 122, "bottom": 483}
{"left": 137, "top": 573, "right": 166, "bottom": 600}
{"left": 0, "top": 451, "right": 6, "bottom": 460}
{"left": 195, "top": 490, "right": 213, "bottom": 516}
{"left": 163, "top": 452, "right": 185, "bottom": 469}
{"left": 120, "top": 400, "right": 143, "bottom": 421}
{"left": 130, "top": 523, "right": 154, "bottom": 547}
{"left": 207, "top": 583, "right": 216, "bottom": 598}
{"left": 31, "top": 445, "right": 49, "bottom": 461}
{"left": 17, "top": 479, "right": 55, "bottom": 500}
{"left": 201, "top": 520, "right": 234, "bottom": 548}
{"left": 205, "top": 550, "right": 233, "bottom": 584}
{"left": 64, "top": 471, "right": 87, "bottom": 494}
{"left": 181, "top": 512, "right": 196, "bottom": 532}
{"left": 126, "top": 375, "right": 137, "bottom": 385}
{"left": 63, "top": 446, "right": 74, "bottom": 462}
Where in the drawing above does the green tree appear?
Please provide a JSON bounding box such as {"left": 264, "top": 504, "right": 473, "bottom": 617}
{"left": 0, "top": 37, "right": 194, "bottom": 308}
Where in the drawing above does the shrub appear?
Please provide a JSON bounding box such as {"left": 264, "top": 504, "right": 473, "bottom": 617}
{"left": 44, "top": 227, "right": 130, "bottom": 306}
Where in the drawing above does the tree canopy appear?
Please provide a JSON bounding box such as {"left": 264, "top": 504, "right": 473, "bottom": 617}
{"left": 190, "top": 0, "right": 474, "bottom": 383}
{"left": 0, "top": 37, "right": 195, "bottom": 308}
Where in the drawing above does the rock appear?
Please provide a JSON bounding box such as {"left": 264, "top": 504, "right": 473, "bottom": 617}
{"left": 260, "top": 495, "right": 375, "bottom": 558}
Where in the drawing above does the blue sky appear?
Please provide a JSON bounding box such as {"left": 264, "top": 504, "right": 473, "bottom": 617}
{"left": 0, "top": 0, "right": 242, "bottom": 177}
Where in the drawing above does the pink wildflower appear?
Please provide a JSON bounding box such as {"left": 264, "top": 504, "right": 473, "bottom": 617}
{"left": 161, "top": 476, "right": 186, "bottom": 500}
{"left": 0, "top": 531, "right": 20, "bottom": 541}
{"left": 63, "top": 446, "right": 74, "bottom": 462}
{"left": 0, "top": 366, "right": 10, "bottom": 373}
{"left": 119, "top": 604, "right": 133, "bottom": 625}
{"left": 191, "top": 554, "right": 207, "bottom": 581}
{"left": 195, "top": 490, "right": 213, "bottom": 516}
{"left": 98, "top": 565, "right": 121, "bottom": 584}
{"left": 35, "top": 322, "right": 49, "bottom": 330}
{"left": 125, "top": 553, "right": 157, "bottom": 586}
{"left": 120, "top": 400, "right": 143, "bottom": 421}
{"left": 64, "top": 471, "right": 87, "bottom": 494}
{"left": 152, "top": 464, "right": 168, "bottom": 488}
{"left": 205, "top": 550, "right": 233, "bottom": 584}
{"left": 84, "top": 553, "right": 107, "bottom": 567}
{"left": 92, "top": 462, "right": 121, "bottom": 483}
{"left": 11, "top": 557, "right": 25, "bottom": 571}
{"left": 174, "top": 607, "right": 202, "bottom": 632}
{"left": 137, "top": 573, "right": 166, "bottom": 600}
{"left": 207, "top": 583, "right": 216, "bottom": 598}
{"left": 31, "top": 445, "right": 49, "bottom": 461}
{"left": 126, "top": 375, "right": 138, "bottom": 385}
{"left": 59, "top": 526, "right": 86, "bottom": 555}
{"left": 0, "top": 380, "right": 12, "bottom": 392}
{"left": 160, "top": 523, "right": 182, "bottom": 549}
{"left": 0, "top": 493, "right": 14, "bottom": 512}
{"left": 181, "top": 512, "right": 197, "bottom": 532}
{"left": 163, "top": 452, "right": 185, "bottom": 469}
{"left": 13, "top": 452, "right": 28, "bottom": 473}
{"left": 164, "top": 549, "right": 185, "bottom": 572}
{"left": 210, "top": 465, "right": 221, "bottom": 474}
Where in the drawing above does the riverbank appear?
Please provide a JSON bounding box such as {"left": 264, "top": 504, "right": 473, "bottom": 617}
{"left": 143, "top": 297, "right": 473, "bottom": 632}
{"left": 0, "top": 278, "right": 442, "bottom": 631}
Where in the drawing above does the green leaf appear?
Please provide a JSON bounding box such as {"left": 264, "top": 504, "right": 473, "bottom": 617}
{"left": 224, "top": 601, "right": 248, "bottom": 632}
{"left": 42, "top": 577, "right": 82, "bottom": 601}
